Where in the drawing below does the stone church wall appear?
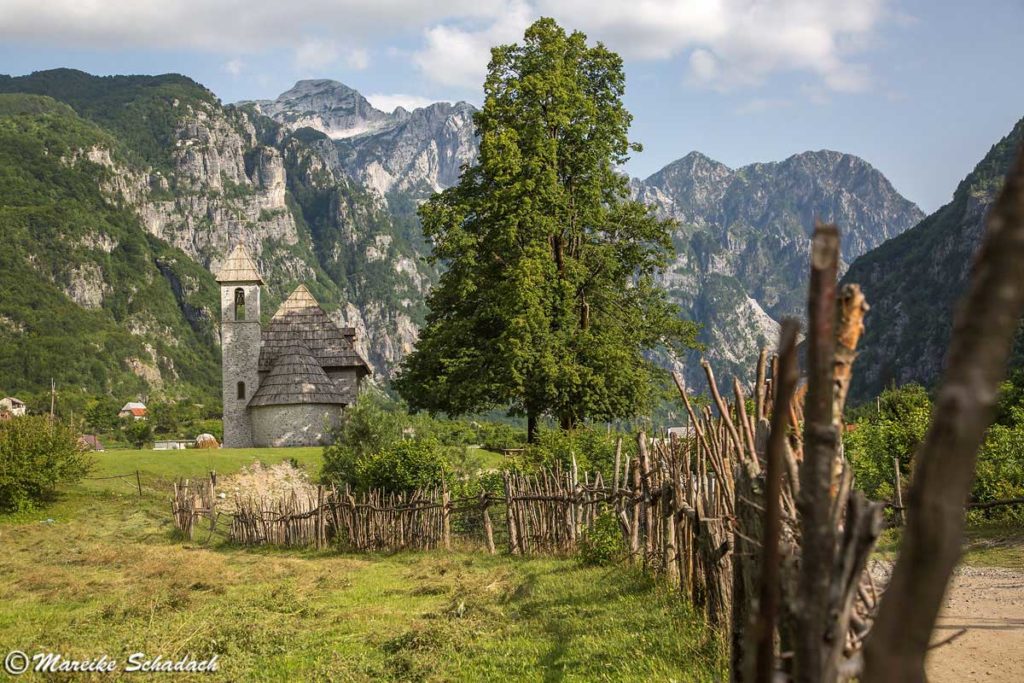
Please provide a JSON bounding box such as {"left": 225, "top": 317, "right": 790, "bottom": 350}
{"left": 250, "top": 403, "right": 344, "bottom": 447}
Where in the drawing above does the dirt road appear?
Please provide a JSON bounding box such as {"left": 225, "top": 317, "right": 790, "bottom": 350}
{"left": 925, "top": 565, "right": 1024, "bottom": 682}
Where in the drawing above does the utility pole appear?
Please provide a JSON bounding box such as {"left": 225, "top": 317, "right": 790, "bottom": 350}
{"left": 50, "top": 378, "right": 56, "bottom": 419}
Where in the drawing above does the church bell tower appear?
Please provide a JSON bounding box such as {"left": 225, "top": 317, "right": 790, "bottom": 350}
{"left": 214, "top": 243, "right": 263, "bottom": 448}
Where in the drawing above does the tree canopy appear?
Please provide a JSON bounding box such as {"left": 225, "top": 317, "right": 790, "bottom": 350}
{"left": 394, "top": 18, "right": 698, "bottom": 440}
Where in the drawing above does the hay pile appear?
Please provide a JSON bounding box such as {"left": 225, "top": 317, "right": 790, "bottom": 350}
{"left": 217, "top": 461, "right": 317, "bottom": 512}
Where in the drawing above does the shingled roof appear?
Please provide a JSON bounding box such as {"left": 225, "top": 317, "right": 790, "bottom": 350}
{"left": 259, "top": 284, "right": 370, "bottom": 374}
{"left": 214, "top": 243, "right": 264, "bottom": 284}
{"left": 249, "top": 343, "right": 349, "bottom": 407}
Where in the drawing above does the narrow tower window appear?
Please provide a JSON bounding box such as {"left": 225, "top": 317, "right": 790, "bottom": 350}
{"left": 234, "top": 288, "right": 245, "bottom": 320}
{"left": 237, "top": 381, "right": 246, "bottom": 400}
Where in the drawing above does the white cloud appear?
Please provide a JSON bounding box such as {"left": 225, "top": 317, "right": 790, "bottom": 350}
{"left": 0, "top": 1, "right": 504, "bottom": 53}
{"left": 546, "top": 0, "right": 885, "bottom": 92}
{"left": 222, "top": 58, "right": 245, "bottom": 77}
{"left": 293, "top": 41, "right": 369, "bottom": 74}
{"left": 413, "top": 1, "right": 532, "bottom": 89}
{"left": 365, "top": 93, "right": 440, "bottom": 113}
{"left": 412, "top": 0, "right": 887, "bottom": 93}
{"left": 1, "top": 0, "right": 889, "bottom": 96}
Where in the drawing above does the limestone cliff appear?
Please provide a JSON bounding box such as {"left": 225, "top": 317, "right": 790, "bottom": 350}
{"left": 634, "top": 150, "right": 924, "bottom": 388}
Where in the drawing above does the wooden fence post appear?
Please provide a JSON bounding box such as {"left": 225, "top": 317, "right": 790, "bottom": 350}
{"left": 481, "top": 492, "right": 496, "bottom": 555}
{"left": 893, "top": 458, "right": 905, "bottom": 526}
{"left": 504, "top": 473, "right": 520, "bottom": 555}
{"left": 441, "top": 483, "right": 451, "bottom": 551}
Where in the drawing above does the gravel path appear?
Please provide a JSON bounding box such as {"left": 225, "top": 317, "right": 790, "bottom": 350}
{"left": 924, "top": 564, "right": 1024, "bottom": 682}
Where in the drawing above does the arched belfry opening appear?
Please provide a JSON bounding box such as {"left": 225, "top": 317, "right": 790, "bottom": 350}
{"left": 234, "top": 287, "right": 245, "bottom": 321}
{"left": 237, "top": 381, "right": 246, "bottom": 400}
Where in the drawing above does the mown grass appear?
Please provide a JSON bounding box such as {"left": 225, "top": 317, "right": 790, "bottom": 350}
{"left": 875, "top": 522, "right": 1024, "bottom": 569}
{"left": 0, "top": 448, "right": 725, "bottom": 681}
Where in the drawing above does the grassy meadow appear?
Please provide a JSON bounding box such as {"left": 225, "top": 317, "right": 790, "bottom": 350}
{"left": 0, "top": 446, "right": 726, "bottom": 681}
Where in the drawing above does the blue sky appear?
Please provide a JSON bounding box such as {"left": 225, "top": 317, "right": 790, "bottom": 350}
{"left": 1, "top": 0, "right": 1021, "bottom": 211}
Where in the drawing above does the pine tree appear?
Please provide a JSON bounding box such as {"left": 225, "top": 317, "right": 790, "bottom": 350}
{"left": 394, "top": 18, "right": 698, "bottom": 441}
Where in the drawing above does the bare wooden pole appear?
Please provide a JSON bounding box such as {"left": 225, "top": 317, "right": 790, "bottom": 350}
{"left": 794, "top": 223, "right": 840, "bottom": 683}
{"left": 755, "top": 348, "right": 769, "bottom": 422}
{"left": 893, "top": 458, "right": 905, "bottom": 527}
{"left": 752, "top": 320, "right": 800, "bottom": 683}
{"left": 865, "top": 144, "right": 1024, "bottom": 682}
{"left": 441, "top": 483, "right": 451, "bottom": 551}
{"left": 482, "top": 492, "right": 496, "bottom": 555}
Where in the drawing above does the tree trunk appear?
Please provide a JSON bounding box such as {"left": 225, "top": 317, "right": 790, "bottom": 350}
{"left": 528, "top": 411, "right": 539, "bottom": 444}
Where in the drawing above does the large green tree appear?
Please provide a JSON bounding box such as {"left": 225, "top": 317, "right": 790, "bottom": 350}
{"left": 394, "top": 18, "right": 697, "bottom": 441}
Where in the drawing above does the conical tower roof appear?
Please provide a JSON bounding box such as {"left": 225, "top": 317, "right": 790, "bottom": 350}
{"left": 259, "top": 284, "right": 370, "bottom": 373}
{"left": 273, "top": 284, "right": 319, "bottom": 315}
{"left": 214, "top": 243, "right": 264, "bottom": 284}
{"left": 248, "top": 343, "right": 348, "bottom": 407}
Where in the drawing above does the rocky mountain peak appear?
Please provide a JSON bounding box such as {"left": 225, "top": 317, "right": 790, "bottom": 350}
{"left": 247, "top": 79, "right": 393, "bottom": 140}
{"left": 634, "top": 147, "right": 924, "bottom": 390}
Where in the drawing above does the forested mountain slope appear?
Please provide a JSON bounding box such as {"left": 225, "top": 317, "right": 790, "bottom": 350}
{"left": 842, "top": 116, "right": 1024, "bottom": 402}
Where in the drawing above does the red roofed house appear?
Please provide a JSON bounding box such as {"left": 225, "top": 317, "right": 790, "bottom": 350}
{"left": 119, "top": 402, "right": 147, "bottom": 420}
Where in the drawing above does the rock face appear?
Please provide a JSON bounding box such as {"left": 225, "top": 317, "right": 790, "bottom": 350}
{"left": 249, "top": 79, "right": 478, "bottom": 197}
{"left": 633, "top": 150, "right": 925, "bottom": 388}
{"left": 842, "top": 116, "right": 1024, "bottom": 402}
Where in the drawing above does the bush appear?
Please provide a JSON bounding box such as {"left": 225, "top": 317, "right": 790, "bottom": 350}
{"left": 970, "top": 424, "right": 1024, "bottom": 522}
{"left": 120, "top": 417, "right": 152, "bottom": 448}
{"left": 479, "top": 422, "right": 527, "bottom": 452}
{"left": 521, "top": 426, "right": 635, "bottom": 480}
{"left": 322, "top": 388, "right": 407, "bottom": 486}
{"left": 323, "top": 388, "right": 463, "bottom": 493}
{"left": 0, "top": 416, "right": 92, "bottom": 511}
{"left": 848, "top": 382, "right": 1024, "bottom": 521}
{"left": 355, "top": 438, "right": 455, "bottom": 492}
{"left": 578, "top": 509, "right": 626, "bottom": 566}
{"left": 845, "top": 384, "right": 931, "bottom": 502}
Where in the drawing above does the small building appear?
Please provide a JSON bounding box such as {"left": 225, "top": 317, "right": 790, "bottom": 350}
{"left": 0, "top": 396, "right": 27, "bottom": 417}
{"left": 666, "top": 425, "right": 696, "bottom": 440}
{"left": 79, "top": 434, "right": 105, "bottom": 451}
{"left": 154, "top": 440, "right": 191, "bottom": 450}
{"left": 215, "top": 243, "right": 370, "bottom": 447}
{"left": 119, "top": 402, "right": 147, "bottom": 420}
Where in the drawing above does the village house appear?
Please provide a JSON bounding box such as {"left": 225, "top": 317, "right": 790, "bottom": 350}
{"left": 216, "top": 243, "right": 370, "bottom": 448}
{"left": 0, "top": 396, "right": 27, "bottom": 418}
{"left": 119, "top": 402, "right": 147, "bottom": 420}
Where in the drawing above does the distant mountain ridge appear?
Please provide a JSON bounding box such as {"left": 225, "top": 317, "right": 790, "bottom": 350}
{"left": 243, "top": 79, "right": 478, "bottom": 197}
{"left": 842, "top": 116, "right": 1024, "bottom": 402}
{"left": 633, "top": 148, "right": 924, "bottom": 388}
{"left": 243, "top": 79, "right": 398, "bottom": 140}
{"left": 0, "top": 69, "right": 927, "bottom": 407}
{"left": 251, "top": 79, "right": 924, "bottom": 389}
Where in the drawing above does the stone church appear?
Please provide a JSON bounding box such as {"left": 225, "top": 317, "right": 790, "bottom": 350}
{"left": 215, "top": 244, "right": 370, "bottom": 448}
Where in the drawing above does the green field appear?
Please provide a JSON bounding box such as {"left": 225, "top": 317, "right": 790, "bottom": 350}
{"left": 0, "top": 447, "right": 725, "bottom": 681}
